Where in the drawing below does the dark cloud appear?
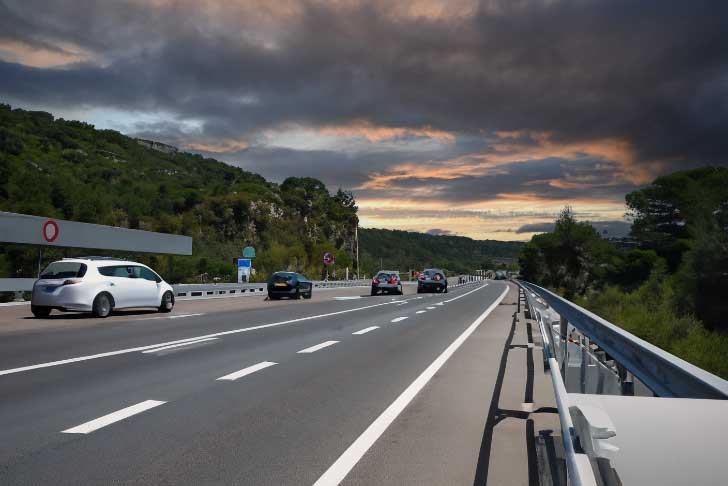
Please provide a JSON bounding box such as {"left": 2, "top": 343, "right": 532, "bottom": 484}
{"left": 425, "top": 228, "right": 454, "bottom": 236}
{"left": 1, "top": 0, "right": 727, "bottom": 234}
{"left": 1, "top": 0, "right": 727, "bottom": 168}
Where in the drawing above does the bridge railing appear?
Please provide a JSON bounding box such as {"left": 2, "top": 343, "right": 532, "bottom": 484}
{"left": 518, "top": 280, "right": 728, "bottom": 399}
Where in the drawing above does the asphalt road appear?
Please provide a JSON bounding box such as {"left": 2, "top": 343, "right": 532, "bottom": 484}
{"left": 0, "top": 280, "right": 526, "bottom": 485}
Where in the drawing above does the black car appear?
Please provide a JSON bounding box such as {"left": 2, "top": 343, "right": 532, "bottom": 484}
{"left": 417, "top": 268, "right": 448, "bottom": 293}
{"left": 267, "top": 272, "right": 313, "bottom": 300}
{"left": 371, "top": 270, "right": 403, "bottom": 296}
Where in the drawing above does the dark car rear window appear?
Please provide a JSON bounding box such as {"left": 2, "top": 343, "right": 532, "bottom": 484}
{"left": 272, "top": 273, "right": 296, "bottom": 283}
{"left": 40, "top": 262, "right": 87, "bottom": 279}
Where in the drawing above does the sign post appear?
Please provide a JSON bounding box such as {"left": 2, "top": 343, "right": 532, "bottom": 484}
{"left": 237, "top": 258, "right": 252, "bottom": 283}
{"left": 323, "top": 252, "right": 335, "bottom": 280}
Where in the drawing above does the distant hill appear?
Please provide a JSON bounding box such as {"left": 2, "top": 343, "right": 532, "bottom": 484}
{"left": 358, "top": 228, "right": 523, "bottom": 276}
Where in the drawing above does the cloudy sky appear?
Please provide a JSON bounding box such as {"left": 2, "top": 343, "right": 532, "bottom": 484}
{"left": 2, "top": 0, "right": 727, "bottom": 240}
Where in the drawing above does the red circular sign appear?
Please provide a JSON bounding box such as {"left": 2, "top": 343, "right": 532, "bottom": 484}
{"left": 323, "top": 252, "right": 335, "bottom": 265}
{"left": 43, "top": 220, "right": 59, "bottom": 243}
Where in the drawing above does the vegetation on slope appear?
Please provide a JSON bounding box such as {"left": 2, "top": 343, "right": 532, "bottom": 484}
{"left": 0, "top": 104, "right": 357, "bottom": 282}
{"left": 519, "top": 167, "right": 728, "bottom": 378}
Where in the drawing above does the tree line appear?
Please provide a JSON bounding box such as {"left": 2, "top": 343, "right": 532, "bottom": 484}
{"left": 519, "top": 167, "right": 728, "bottom": 378}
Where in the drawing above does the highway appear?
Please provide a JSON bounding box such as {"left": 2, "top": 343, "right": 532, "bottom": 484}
{"left": 0, "top": 280, "right": 556, "bottom": 485}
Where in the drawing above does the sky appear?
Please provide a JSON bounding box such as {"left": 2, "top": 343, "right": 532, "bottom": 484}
{"left": 1, "top": 0, "right": 727, "bottom": 241}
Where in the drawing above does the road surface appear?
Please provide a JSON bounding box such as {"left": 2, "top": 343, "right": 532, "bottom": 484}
{"left": 0, "top": 280, "right": 557, "bottom": 485}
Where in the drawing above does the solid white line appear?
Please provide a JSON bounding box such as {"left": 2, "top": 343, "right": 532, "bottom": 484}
{"left": 168, "top": 313, "right": 205, "bottom": 319}
{"left": 311, "top": 285, "right": 509, "bottom": 486}
{"left": 0, "top": 297, "right": 417, "bottom": 377}
{"left": 436, "top": 302, "right": 445, "bottom": 306}
{"left": 443, "top": 284, "right": 487, "bottom": 303}
{"left": 298, "top": 340, "right": 339, "bottom": 353}
{"left": 352, "top": 326, "right": 379, "bottom": 335}
{"left": 334, "top": 296, "right": 362, "bottom": 301}
{"left": 142, "top": 337, "right": 218, "bottom": 353}
{"left": 62, "top": 400, "right": 166, "bottom": 434}
{"left": 390, "top": 317, "right": 408, "bottom": 323}
{"left": 217, "top": 361, "right": 277, "bottom": 381}
{"left": 415, "top": 310, "right": 426, "bottom": 314}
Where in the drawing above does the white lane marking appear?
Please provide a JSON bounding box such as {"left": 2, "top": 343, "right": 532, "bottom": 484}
{"left": 390, "top": 317, "right": 408, "bottom": 323}
{"left": 426, "top": 306, "right": 436, "bottom": 310}
{"left": 169, "top": 313, "right": 204, "bottom": 319}
{"left": 334, "top": 296, "right": 362, "bottom": 301}
{"left": 352, "top": 326, "right": 379, "bottom": 335}
{"left": 416, "top": 297, "right": 423, "bottom": 300}
{"left": 436, "top": 302, "right": 445, "bottom": 306}
{"left": 396, "top": 302, "right": 408, "bottom": 306}
{"left": 443, "top": 284, "right": 487, "bottom": 303}
{"left": 298, "top": 340, "right": 339, "bottom": 354}
{"left": 142, "top": 337, "right": 218, "bottom": 354}
{"left": 217, "top": 361, "right": 277, "bottom": 381}
{"left": 415, "top": 310, "right": 426, "bottom": 314}
{"left": 62, "top": 400, "right": 166, "bottom": 434}
{"left": 311, "top": 285, "right": 509, "bottom": 486}
{"left": 137, "top": 313, "right": 205, "bottom": 321}
{"left": 0, "top": 297, "right": 420, "bottom": 377}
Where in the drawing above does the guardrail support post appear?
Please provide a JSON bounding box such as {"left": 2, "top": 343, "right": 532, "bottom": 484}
{"left": 560, "top": 316, "right": 569, "bottom": 380}
{"left": 13, "top": 291, "right": 25, "bottom": 302}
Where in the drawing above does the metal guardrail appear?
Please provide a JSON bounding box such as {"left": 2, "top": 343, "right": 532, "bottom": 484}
{"left": 173, "top": 279, "right": 371, "bottom": 299}
{"left": 518, "top": 280, "right": 728, "bottom": 399}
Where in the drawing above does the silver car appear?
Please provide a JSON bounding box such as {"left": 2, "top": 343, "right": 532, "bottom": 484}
{"left": 371, "top": 271, "right": 403, "bottom": 295}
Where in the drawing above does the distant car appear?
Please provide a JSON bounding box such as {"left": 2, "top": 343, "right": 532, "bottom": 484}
{"left": 371, "top": 270, "right": 403, "bottom": 295}
{"left": 30, "top": 257, "right": 175, "bottom": 318}
{"left": 417, "top": 268, "right": 448, "bottom": 293}
{"left": 267, "top": 272, "right": 313, "bottom": 300}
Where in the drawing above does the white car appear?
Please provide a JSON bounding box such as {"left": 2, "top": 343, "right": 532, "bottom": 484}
{"left": 31, "top": 257, "right": 175, "bottom": 318}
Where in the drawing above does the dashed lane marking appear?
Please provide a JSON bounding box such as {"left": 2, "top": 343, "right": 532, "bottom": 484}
{"left": 352, "top": 326, "right": 379, "bottom": 335}
{"left": 62, "top": 400, "right": 166, "bottom": 434}
{"left": 391, "top": 317, "right": 408, "bottom": 323}
{"left": 298, "top": 341, "right": 339, "bottom": 354}
{"left": 217, "top": 361, "right": 277, "bottom": 381}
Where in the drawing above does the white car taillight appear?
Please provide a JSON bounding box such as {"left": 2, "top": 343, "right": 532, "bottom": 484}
{"left": 62, "top": 278, "right": 82, "bottom": 285}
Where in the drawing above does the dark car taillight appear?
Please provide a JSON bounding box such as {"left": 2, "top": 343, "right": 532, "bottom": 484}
{"left": 434, "top": 274, "right": 441, "bottom": 281}
{"left": 418, "top": 273, "right": 425, "bottom": 280}
{"left": 388, "top": 278, "right": 398, "bottom": 284}
{"left": 373, "top": 278, "right": 379, "bottom": 284}
{"left": 63, "top": 278, "right": 82, "bottom": 285}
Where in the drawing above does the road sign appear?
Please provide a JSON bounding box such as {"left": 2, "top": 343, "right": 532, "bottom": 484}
{"left": 42, "top": 220, "right": 59, "bottom": 242}
{"left": 242, "top": 246, "right": 256, "bottom": 258}
{"left": 323, "top": 252, "right": 335, "bottom": 265}
{"left": 0, "top": 211, "right": 192, "bottom": 255}
{"left": 237, "top": 258, "right": 252, "bottom": 283}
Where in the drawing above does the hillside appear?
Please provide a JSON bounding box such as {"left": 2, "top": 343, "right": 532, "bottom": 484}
{"left": 358, "top": 228, "right": 522, "bottom": 275}
{"left": 0, "top": 104, "right": 357, "bottom": 282}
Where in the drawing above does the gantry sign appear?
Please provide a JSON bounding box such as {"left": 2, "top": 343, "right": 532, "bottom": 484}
{"left": 0, "top": 211, "right": 192, "bottom": 255}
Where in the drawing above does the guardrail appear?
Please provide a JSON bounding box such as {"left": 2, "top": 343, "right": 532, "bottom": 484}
{"left": 173, "top": 279, "right": 372, "bottom": 299}
{"left": 518, "top": 280, "right": 728, "bottom": 399}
